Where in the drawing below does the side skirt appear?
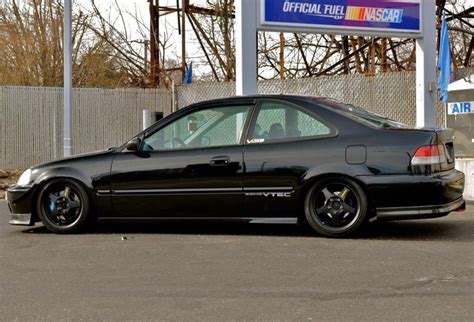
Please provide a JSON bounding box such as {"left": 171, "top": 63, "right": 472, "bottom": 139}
{"left": 98, "top": 217, "right": 298, "bottom": 225}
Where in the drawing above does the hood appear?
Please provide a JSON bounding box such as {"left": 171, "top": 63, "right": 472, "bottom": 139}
{"left": 31, "top": 148, "right": 116, "bottom": 170}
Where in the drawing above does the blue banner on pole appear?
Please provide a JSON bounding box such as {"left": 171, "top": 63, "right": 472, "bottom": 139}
{"left": 437, "top": 15, "right": 453, "bottom": 103}
{"left": 184, "top": 62, "right": 193, "bottom": 85}
{"left": 260, "top": 0, "right": 421, "bottom": 34}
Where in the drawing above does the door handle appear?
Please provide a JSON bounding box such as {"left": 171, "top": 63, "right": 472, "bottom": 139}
{"left": 210, "top": 156, "right": 230, "bottom": 166}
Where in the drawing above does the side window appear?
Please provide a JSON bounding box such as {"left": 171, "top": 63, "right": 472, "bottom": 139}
{"left": 143, "top": 105, "right": 251, "bottom": 151}
{"left": 248, "top": 101, "right": 331, "bottom": 143}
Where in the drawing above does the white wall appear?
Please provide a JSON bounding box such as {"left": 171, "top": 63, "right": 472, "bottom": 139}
{"left": 456, "top": 159, "right": 474, "bottom": 201}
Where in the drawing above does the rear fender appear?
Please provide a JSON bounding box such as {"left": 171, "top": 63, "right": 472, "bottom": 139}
{"left": 300, "top": 165, "right": 376, "bottom": 216}
{"left": 302, "top": 164, "right": 371, "bottom": 183}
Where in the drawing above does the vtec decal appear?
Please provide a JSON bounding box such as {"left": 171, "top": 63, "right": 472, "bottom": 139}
{"left": 245, "top": 192, "right": 293, "bottom": 198}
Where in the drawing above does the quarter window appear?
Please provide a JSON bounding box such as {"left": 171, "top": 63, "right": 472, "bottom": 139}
{"left": 143, "top": 105, "right": 250, "bottom": 151}
{"left": 248, "top": 101, "right": 331, "bottom": 143}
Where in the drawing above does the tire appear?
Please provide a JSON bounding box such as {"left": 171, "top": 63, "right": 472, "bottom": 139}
{"left": 36, "top": 179, "right": 91, "bottom": 234}
{"left": 304, "top": 177, "right": 368, "bottom": 238}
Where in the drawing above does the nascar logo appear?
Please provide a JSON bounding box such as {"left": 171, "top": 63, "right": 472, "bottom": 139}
{"left": 345, "top": 6, "right": 403, "bottom": 23}
{"left": 281, "top": 2, "right": 404, "bottom": 24}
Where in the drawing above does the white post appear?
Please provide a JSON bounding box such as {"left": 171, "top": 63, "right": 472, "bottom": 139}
{"left": 416, "top": 1, "right": 437, "bottom": 128}
{"left": 63, "top": 0, "right": 73, "bottom": 157}
{"left": 171, "top": 79, "right": 176, "bottom": 112}
{"left": 236, "top": 0, "right": 258, "bottom": 96}
{"left": 143, "top": 109, "right": 152, "bottom": 130}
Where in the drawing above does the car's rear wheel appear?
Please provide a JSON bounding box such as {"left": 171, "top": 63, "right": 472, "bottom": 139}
{"left": 304, "top": 177, "right": 367, "bottom": 238}
{"left": 36, "top": 179, "right": 90, "bottom": 234}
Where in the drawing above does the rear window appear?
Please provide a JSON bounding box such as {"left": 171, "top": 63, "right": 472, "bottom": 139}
{"left": 314, "top": 98, "right": 410, "bottom": 129}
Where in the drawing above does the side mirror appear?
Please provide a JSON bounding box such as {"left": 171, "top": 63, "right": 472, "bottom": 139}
{"left": 126, "top": 138, "right": 141, "bottom": 152}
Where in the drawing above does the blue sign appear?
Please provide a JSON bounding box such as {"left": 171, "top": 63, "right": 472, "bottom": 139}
{"left": 448, "top": 102, "right": 474, "bottom": 115}
{"left": 259, "top": 0, "right": 422, "bottom": 35}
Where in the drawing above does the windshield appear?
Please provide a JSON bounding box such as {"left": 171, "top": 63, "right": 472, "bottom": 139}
{"left": 315, "top": 98, "right": 410, "bottom": 129}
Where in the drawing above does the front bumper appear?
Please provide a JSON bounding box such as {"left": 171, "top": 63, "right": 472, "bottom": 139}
{"left": 6, "top": 185, "right": 35, "bottom": 226}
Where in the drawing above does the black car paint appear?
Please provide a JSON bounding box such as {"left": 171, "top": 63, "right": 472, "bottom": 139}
{"left": 110, "top": 145, "right": 244, "bottom": 218}
{"left": 7, "top": 150, "right": 116, "bottom": 219}
{"left": 7, "top": 95, "right": 465, "bottom": 224}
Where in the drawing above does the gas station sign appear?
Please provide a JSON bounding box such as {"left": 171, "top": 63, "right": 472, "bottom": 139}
{"left": 258, "top": 0, "right": 422, "bottom": 37}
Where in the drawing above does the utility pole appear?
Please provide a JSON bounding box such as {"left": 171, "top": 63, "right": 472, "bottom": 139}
{"left": 181, "top": 0, "right": 187, "bottom": 81}
{"left": 279, "top": 33, "right": 285, "bottom": 80}
{"left": 149, "top": 0, "right": 158, "bottom": 87}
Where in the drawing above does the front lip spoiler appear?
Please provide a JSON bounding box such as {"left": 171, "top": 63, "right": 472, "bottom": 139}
{"left": 6, "top": 185, "right": 35, "bottom": 225}
{"left": 9, "top": 213, "right": 33, "bottom": 226}
{"left": 376, "top": 198, "right": 465, "bottom": 221}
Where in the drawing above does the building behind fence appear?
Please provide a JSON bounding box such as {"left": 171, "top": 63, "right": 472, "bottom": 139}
{"left": 1, "top": 68, "right": 473, "bottom": 169}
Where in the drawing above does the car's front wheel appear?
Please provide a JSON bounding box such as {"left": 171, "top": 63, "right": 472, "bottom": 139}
{"left": 304, "top": 177, "right": 368, "bottom": 238}
{"left": 36, "top": 179, "right": 91, "bottom": 234}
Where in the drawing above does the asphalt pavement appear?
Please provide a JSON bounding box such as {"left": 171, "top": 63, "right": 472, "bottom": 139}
{"left": 1, "top": 201, "right": 473, "bottom": 321}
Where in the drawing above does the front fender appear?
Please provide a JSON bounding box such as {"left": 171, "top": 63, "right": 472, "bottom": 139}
{"left": 34, "top": 167, "right": 93, "bottom": 190}
{"left": 29, "top": 166, "right": 114, "bottom": 219}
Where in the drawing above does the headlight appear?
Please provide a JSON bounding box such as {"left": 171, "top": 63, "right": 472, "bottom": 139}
{"left": 17, "top": 169, "right": 32, "bottom": 186}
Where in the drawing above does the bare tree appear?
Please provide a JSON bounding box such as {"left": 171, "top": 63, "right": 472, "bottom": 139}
{"left": 1, "top": 0, "right": 470, "bottom": 88}
{"left": 0, "top": 0, "right": 151, "bottom": 87}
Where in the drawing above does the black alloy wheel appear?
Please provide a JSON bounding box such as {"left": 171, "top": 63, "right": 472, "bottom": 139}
{"left": 37, "top": 179, "right": 91, "bottom": 234}
{"left": 304, "top": 177, "right": 368, "bottom": 238}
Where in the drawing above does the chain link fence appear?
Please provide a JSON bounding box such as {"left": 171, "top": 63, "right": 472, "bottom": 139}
{"left": 1, "top": 68, "right": 473, "bottom": 169}
{"left": 0, "top": 87, "right": 171, "bottom": 169}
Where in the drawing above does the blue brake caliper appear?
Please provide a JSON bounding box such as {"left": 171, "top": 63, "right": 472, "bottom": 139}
{"left": 49, "top": 193, "right": 58, "bottom": 212}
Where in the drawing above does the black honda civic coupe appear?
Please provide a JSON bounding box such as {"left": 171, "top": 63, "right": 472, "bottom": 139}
{"left": 6, "top": 96, "right": 465, "bottom": 237}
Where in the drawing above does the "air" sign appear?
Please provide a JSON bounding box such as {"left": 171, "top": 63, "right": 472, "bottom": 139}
{"left": 448, "top": 102, "right": 474, "bottom": 115}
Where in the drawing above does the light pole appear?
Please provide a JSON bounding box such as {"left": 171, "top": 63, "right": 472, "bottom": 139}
{"left": 64, "top": 0, "right": 73, "bottom": 157}
{"left": 236, "top": 0, "right": 257, "bottom": 96}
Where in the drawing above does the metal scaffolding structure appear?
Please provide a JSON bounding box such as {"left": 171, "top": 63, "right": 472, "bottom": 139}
{"left": 147, "top": 0, "right": 235, "bottom": 87}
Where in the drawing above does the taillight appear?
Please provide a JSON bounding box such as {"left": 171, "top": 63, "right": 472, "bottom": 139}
{"left": 411, "top": 145, "right": 447, "bottom": 165}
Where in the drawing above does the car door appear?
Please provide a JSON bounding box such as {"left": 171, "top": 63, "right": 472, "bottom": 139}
{"left": 110, "top": 101, "right": 254, "bottom": 218}
{"left": 243, "top": 99, "right": 337, "bottom": 217}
